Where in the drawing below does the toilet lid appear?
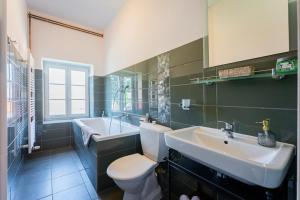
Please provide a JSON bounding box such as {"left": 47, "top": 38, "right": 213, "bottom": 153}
{"left": 107, "top": 153, "right": 157, "bottom": 181}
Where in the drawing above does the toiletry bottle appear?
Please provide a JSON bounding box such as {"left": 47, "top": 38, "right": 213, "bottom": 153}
{"left": 256, "top": 119, "right": 276, "bottom": 148}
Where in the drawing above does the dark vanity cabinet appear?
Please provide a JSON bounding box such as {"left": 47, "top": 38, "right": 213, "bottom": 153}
{"left": 167, "top": 149, "right": 294, "bottom": 200}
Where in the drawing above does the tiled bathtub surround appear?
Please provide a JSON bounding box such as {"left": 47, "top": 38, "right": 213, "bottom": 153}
{"left": 73, "top": 122, "right": 142, "bottom": 192}
{"left": 7, "top": 41, "right": 29, "bottom": 199}
{"left": 103, "top": 38, "right": 297, "bottom": 145}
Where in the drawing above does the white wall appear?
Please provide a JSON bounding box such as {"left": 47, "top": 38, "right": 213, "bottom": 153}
{"left": 208, "top": 0, "right": 289, "bottom": 67}
{"left": 0, "top": 0, "right": 7, "bottom": 198}
{"left": 103, "top": 0, "right": 206, "bottom": 75}
{"left": 7, "top": 0, "right": 28, "bottom": 59}
{"left": 30, "top": 14, "right": 105, "bottom": 76}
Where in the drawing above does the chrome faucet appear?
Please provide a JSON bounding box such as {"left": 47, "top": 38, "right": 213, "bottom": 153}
{"left": 218, "top": 121, "right": 234, "bottom": 139}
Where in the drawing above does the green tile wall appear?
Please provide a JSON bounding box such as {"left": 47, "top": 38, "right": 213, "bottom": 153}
{"left": 92, "top": 76, "right": 105, "bottom": 117}
{"left": 104, "top": 39, "right": 297, "bottom": 146}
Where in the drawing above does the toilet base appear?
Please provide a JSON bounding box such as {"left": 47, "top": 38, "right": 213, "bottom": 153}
{"left": 118, "top": 171, "right": 162, "bottom": 200}
{"left": 123, "top": 186, "right": 161, "bottom": 200}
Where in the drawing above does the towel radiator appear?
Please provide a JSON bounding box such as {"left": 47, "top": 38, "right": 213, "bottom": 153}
{"left": 27, "top": 52, "right": 37, "bottom": 154}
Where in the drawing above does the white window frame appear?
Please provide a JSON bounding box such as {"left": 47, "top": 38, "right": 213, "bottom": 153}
{"left": 43, "top": 60, "right": 90, "bottom": 121}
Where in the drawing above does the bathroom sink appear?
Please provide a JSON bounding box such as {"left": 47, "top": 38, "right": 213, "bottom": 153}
{"left": 164, "top": 126, "right": 295, "bottom": 188}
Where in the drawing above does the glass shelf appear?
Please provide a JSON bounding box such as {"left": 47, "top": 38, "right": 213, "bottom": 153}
{"left": 190, "top": 69, "right": 297, "bottom": 85}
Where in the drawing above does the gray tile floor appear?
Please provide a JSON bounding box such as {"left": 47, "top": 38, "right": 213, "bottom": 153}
{"left": 13, "top": 147, "right": 123, "bottom": 200}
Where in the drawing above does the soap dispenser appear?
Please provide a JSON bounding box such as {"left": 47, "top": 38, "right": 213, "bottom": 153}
{"left": 256, "top": 119, "right": 276, "bottom": 148}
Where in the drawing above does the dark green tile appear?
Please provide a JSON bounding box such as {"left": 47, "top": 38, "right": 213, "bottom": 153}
{"left": 190, "top": 84, "right": 204, "bottom": 105}
{"left": 218, "top": 106, "right": 297, "bottom": 144}
{"left": 203, "top": 67, "right": 217, "bottom": 78}
{"left": 43, "top": 122, "right": 71, "bottom": 131}
{"left": 203, "top": 84, "right": 216, "bottom": 105}
{"left": 170, "top": 60, "right": 203, "bottom": 85}
{"left": 169, "top": 39, "right": 203, "bottom": 67}
{"left": 96, "top": 135, "right": 137, "bottom": 155}
{"left": 93, "top": 76, "right": 105, "bottom": 87}
{"left": 171, "top": 85, "right": 190, "bottom": 104}
{"left": 42, "top": 127, "right": 71, "bottom": 139}
{"left": 98, "top": 148, "right": 137, "bottom": 174}
{"left": 217, "top": 75, "right": 297, "bottom": 109}
{"left": 202, "top": 106, "right": 217, "bottom": 128}
{"left": 41, "top": 138, "right": 71, "bottom": 150}
{"left": 34, "top": 69, "right": 43, "bottom": 80}
{"left": 170, "top": 104, "right": 203, "bottom": 126}
{"left": 147, "top": 57, "right": 158, "bottom": 75}
{"left": 171, "top": 84, "right": 203, "bottom": 105}
{"left": 170, "top": 121, "right": 193, "bottom": 130}
{"left": 134, "top": 60, "right": 149, "bottom": 74}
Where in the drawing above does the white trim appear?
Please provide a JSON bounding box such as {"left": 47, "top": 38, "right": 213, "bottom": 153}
{"left": 41, "top": 57, "right": 94, "bottom": 76}
{"left": 43, "top": 59, "right": 91, "bottom": 121}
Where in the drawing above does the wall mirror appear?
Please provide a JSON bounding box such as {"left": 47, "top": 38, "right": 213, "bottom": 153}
{"left": 206, "top": 0, "right": 298, "bottom": 68}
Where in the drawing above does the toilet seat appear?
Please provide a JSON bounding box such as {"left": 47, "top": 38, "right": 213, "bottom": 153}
{"left": 107, "top": 153, "right": 157, "bottom": 181}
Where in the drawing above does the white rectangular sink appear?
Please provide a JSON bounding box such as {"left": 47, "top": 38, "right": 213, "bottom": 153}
{"left": 164, "top": 126, "right": 295, "bottom": 188}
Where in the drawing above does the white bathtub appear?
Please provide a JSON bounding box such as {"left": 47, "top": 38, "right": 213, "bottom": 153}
{"left": 73, "top": 117, "right": 140, "bottom": 142}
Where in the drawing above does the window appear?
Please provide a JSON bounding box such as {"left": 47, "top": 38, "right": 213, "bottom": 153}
{"left": 44, "top": 60, "right": 90, "bottom": 120}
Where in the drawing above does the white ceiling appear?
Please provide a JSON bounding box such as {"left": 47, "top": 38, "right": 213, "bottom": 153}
{"left": 26, "top": 0, "right": 126, "bottom": 31}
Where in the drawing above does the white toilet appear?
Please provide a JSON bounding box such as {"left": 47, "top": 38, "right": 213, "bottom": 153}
{"left": 107, "top": 122, "right": 172, "bottom": 200}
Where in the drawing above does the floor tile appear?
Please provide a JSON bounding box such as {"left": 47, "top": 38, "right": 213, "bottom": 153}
{"left": 52, "top": 172, "right": 84, "bottom": 194}
{"left": 80, "top": 170, "right": 90, "bottom": 183}
{"left": 15, "top": 148, "right": 100, "bottom": 200}
{"left": 27, "top": 150, "right": 52, "bottom": 160}
{"left": 51, "top": 149, "right": 76, "bottom": 160}
{"left": 17, "top": 168, "right": 52, "bottom": 186}
{"left": 52, "top": 163, "right": 79, "bottom": 178}
{"left": 73, "top": 156, "right": 85, "bottom": 170}
{"left": 14, "top": 180, "right": 52, "bottom": 200}
{"left": 53, "top": 185, "right": 91, "bottom": 200}
{"left": 22, "top": 158, "right": 52, "bottom": 172}
{"left": 51, "top": 154, "right": 75, "bottom": 163}
{"left": 83, "top": 178, "right": 99, "bottom": 200}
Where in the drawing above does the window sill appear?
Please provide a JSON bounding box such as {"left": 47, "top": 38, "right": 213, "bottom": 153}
{"left": 43, "top": 119, "right": 73, "bottom": 124}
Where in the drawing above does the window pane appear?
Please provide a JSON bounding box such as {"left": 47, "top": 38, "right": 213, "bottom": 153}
{"left": 49, "top": 68, "right": 65, "bottom": 84}
{"left": 49, "top": 84, "right": 65, "bottom": 99}
{"left": 71, "top": 70, "right": 86, "bottom": 85}
{"left": 49, "top": 100, "right": 66, "bottom": 115}
{"left": 71, "top": 86, "right": 86, "bottom": 99}
{"left": 71, "top": 100, "right": 86, "bottom": 114}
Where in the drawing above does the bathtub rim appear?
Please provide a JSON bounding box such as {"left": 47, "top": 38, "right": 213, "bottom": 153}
{"left": 72, "top": 117, "right": 140, "bottom": 142}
